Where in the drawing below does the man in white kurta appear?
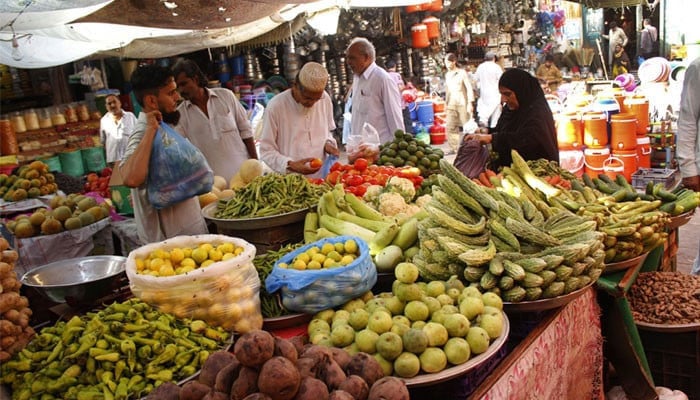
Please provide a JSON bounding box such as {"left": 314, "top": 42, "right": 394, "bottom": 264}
{"left": 346, "top": 38, "right": 405, "bottom": 144}
{"left": 260, "top": 62, "right": 339, "bottom": 179}
{"left": 100, "top": 94, "right": 137, "bottom": 164}
{"left": 173, "top": 59, "right": 258, "bottom": 181}
{"left": 474, "top": 52, "right": 503, "bottom": 129}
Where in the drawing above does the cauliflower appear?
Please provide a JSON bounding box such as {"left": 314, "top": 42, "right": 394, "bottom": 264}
{"left": 377, "top": 192, "right": 408, "bottom": 216}
{"left": 363, "top": 185, "right": 384, "bottom": 205}
{"left": 384, "top": 176, "right": 416, "bottom": 203}
{"left": 415, "top": 194, "right": 432, "bottom": 208}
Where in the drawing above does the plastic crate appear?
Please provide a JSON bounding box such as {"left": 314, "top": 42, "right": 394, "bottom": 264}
{"left": 637, "top": 326, "right": 700, "bottom": 400}
{"left": 630, "top": 168, "right": 679, "bottom": 191}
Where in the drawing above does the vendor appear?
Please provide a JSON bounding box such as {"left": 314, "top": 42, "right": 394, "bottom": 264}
{"left": 259, "top": 62, "right": 339, "bottom": 178}
{"left": 100, "top": 94, "right": 137, "bottom": 165}
{"left": 535, "top": 54, "right": 563, "bottom": 94}
{"left": 467, "top": 68, "right": 559, "bottom": 169}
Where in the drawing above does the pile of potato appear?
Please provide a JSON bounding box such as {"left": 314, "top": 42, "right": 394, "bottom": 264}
{"left": 0, "top": 237, "right": 34, "bottom": 362}
{"left": 147, "top": 329, "right": 410, "bottom": 400}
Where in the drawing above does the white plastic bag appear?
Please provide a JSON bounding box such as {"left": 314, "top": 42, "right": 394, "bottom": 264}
{"left": 347, "top": 122, "right": 381, "bottom": 163}
{"left": 126, "top": 234, "right": 262, "bottom": 333}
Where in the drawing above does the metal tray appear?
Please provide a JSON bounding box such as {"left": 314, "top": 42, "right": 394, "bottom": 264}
{"left": 401, "top": 312, "right": 509, "bottom": 387}
{"left": 263, "top": 313, "right": 312, "bottom": 331}
{"left": 635, "top": 320, "right": 700, "bottom": 333}
{"left": 668, "top": 209, "right": 695, "bottom": 230}
{"left": 201, "top": 202, "right": 310, "bottom": 230}
{"left": 503, "top": 281, "right": 594, "bottom": 312}
{"left": 603, "top": 252, "right": 648, "bottom": 275}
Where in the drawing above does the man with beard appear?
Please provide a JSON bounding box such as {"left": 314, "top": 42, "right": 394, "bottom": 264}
{"left": 173, "top": 59, "right": 258, "bottom": 180}
{"left": 120, "top": 64, "right": 208, "bottom": 243}
{"left": 259, "top": 62, "right": 339, "bottom": 179}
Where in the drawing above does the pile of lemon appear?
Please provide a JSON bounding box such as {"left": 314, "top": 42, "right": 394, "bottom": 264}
{"left": 135, "top": 242, "right": 245, "bottom": 276}
{"left": 279, "top": 239, "right": 360, "bottom": 271}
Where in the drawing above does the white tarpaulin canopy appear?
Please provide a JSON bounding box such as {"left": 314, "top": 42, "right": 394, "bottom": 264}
{"left": 0, "top": 0, "right": 427, "bottom": 69}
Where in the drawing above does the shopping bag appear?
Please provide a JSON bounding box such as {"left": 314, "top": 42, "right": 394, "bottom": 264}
{"left": 147, "top": 122, "right": 213, "bottom": 209}
{"left": 346, "top": 122, "right": 381, "bottom": 163}
{"left": 320, "top": 154, "right": 338, "bottom": 179}
{"left": 454, "top": 138, "right": 490, "bottom": 178}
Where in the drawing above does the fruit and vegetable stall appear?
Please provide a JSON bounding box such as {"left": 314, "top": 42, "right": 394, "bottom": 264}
{"left": 1, "top": 132, "right": 699, "bottom": 400}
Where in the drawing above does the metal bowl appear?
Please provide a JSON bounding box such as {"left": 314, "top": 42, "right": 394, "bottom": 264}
{"left": 20, "top": 256, "right": 126, "bottom": 304}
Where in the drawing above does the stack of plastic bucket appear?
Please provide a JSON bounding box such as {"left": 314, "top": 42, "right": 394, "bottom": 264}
{"left": 610, "top": 113, "right": 638, "bottom": 182}
{"left": 557, "top": 111, "right": 584, "bottom": 178}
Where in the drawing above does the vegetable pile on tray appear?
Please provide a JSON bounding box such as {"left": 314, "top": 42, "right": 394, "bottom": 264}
{"left": 325, "top": 157, "right": 429, "bottom": 198}
{"left": 213, "top": 173, "right": 330, "bottom": 219}
{"left": 0, "top": 298, "right": 231, "bottom": 400}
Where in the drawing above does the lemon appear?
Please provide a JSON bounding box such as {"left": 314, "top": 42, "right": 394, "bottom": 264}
{"left": 209, "top": 249, "right": 223, "bottom": 262}
{"left": 217, "top": 242, "right": 234, "bottom": 254}
{"left": 183, "top": 248, "right": 193, "bottom": 258}
{"left": 181, "top": 258, "right": 196, "bottom": 268}
{"left": 334, "top": 242, "right": 345, "bottom": 253}
{"left": 312, "top": 253, "right": 326, "bottom": 264}
{"left": 191, "top": 247, "right": 209, "bottom": 264}
{"left": 200, "top": 259, "right": 215, "bottom": 268}
{"left": 340, "top": 255, "right": 355, "bottom": 265}
{"left": 155, "top": 249, "right": 170, "bottom": 260}
{"left": 323, "top": 258, "right": 336, "bottom": 268}
{"left": 344, "top": 239, "right": 358, "bottom": 254}
{"left": 293, "top": 259, "right": 307, "bottom": 270}
{"left": 321, "top": 242, "right": 335, "bottom": 255}
{"left": 307, "top": 246, "right": 320, "bottom": 255}
{"left": 234, "top": 246, "right": 244, "bottom": 255}
{"left": 296, "top": 252, "right": 311, "bottom": 263}
{"left": 135, "top": 258, "right": 145, "bottom": 271}
{"left": 158, "top": 264, "right": 175, "bottom": 276}
{"left": 307, "top": 260, "right": 322, "bottom": 270}
{"left": 227, "top": 303, "right": 242, "bottom": 320}
{"left": 199, "top": 243, "right": 214, "bottom": 253}
{"left": 327, "top": 250, "right": 342, "bottom": 262}
{"left": 278, "top": 262, "right": 289, "bottom": 269}
{"left": 222, "top": 252, "right": 236, "bottom": 261}
{"left": 180, "top": 265, "right": 195, "bottom": 274}
{"left": 170, "top": 248, "right": 185, "bottom": 264}
{"left": 150, "top": 258, "right": 165, "bottom": 272}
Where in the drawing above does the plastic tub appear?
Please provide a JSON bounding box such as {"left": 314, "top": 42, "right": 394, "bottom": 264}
{"left": 611, "top": 149, "right": 638, "bottom": 182}
{"left": 558, "top": 149, "right": 584, "bottom": 177}
{"left": 584, "top": 146, "right": 610, "bottom": 177}
{"left": 416, "top": 100, "right": 435, "bottom": 124}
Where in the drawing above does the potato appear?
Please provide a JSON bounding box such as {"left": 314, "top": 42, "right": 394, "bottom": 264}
{"left": 231, "top": 366, "right": 259, "bottom": 400}
{"left": 274, "top": 337, "right": 298, "bottom": 363}
{"left": 319, "top": 359, "right": 346, "bottom": 391}
{"left": 258, "top": 356, "right": 301, "bottom": 400}
{"left": 294, "top": 377, "right": 329, "bottom": 400}
{"left": 214, "top": 357, "right": 241, "bottom": 394}
{"left": 0, "top": 350, "right": 10, "bottom": 362}
{"left": 199, "top": 350, "right": 236, "bottom": 387}
{"left": 181, "top": 380, "right": 211, "bottom": 400}
{"left": 299, "top": 345, "right": 333, "bottom": 365}
{"left": 1, "top": 250, "right": 18, "bottom": 263}
{"left": 344, "top": 353, "right": 384, "bottom": 387}
{"left": 0, "top": 292, "right": 19, "bottom": 314}
{"left": 288, "top": 335, "right": 307, "bottom": 356}
{"left": 296, "top": 357, "right": 320, "bottom": 380}
{"left": 202, "top": 391, "right": 229, "bottom": 400}
{"left": 367, "top": 377, "right": 409, "bottom": 400}
{"left": 146, "top": 382, "right": 180, "bottom": 400}
{"left": 329, "top": 348, "right": 351, "bottom": 370}
{"left": 234, "top": 330, "right": 275, "bottom": 368}
{"left": 338, "top": 375, "right": 369, "bottom": 400}
{"left": 328, "top": 390, "right": 354, "bottom": 400}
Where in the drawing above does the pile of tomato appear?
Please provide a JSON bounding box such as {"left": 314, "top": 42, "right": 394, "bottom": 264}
{"left": 322, "top": 158, "right": 424, "bottom": 197}
{"left": 83, "top": 167, "right": 112, "bottom": 198}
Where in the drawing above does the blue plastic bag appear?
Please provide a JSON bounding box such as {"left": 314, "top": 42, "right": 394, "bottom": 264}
{"left": 265, "top": 236, "right": 377, "bottom": 313}
{"left": 320, "top": 154, "right": 338, "bottom": 179}
{"left": 147, "top": 122, "right": 214, "bottom": 209}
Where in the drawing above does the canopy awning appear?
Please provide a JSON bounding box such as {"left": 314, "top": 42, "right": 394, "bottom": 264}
{"left": 564, "top": 0, "right": 644, "bottom": 8}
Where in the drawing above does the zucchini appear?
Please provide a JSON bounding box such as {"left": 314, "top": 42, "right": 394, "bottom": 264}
{"left": 304, "top": 212, "right": 320, "bottom": 243}
{"left": 582, "top": 173, "right": 595, "bottom": 188}
{"left": 391, "top": 217, "right": 419, "bottom": 250}
{"left": 344, "top": 192, "right": 386, "bottom": 221}
{"left": 336, "top": 211, "right": 393, "bottom": 232}
{"left": 319, "top": 214, "right": 375, "bottom": 243}
{"left": 510, "top": 150, "right": 561, "bottom": 199}
{"left": 368, "top": 222, "right": 400, "bottom": 255}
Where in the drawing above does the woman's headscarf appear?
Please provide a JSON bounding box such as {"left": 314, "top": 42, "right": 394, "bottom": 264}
{"left": 498, "top": 68, "right": 546, "bottom": 110}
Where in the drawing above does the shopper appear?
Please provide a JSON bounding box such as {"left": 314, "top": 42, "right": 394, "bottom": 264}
{"left": 602, "top": 21, "right": 628, "bottom": 71}
{"left": 611, "top": 44, "right": 631, "bottom": 77}
{"left": 385, "top": 59, "right": 413, "bottom": 135}
{"left": 474, "top": 52, "right": 503, "bottom": 129}
{"left": 99, "top": 94, "right": 137, "bottom": 164}
{"left": 535, "top": 54, "right": 563, "bottom": 94}
{"left": 444, "top": 53, "right": 475, "bottom": 154}
{"left": 345, "top": 37, "right": 405, "bottom": 144}
{"left": 639, "top": 18, "right": 658, "bottom": 60}
{"left": 467, "top": 68, "right": 558, "bottom": 169}
{"left": 172, "top": 59, "right": 258, "bottom": 180}
{"left": 259, "top": 62, "right": 339, "bottom": 179}
{"left": 677, "top": 56, "right": 700, "bottom": 274}
{"left": 119, "top": 64, "right": 208, "bottom": 244}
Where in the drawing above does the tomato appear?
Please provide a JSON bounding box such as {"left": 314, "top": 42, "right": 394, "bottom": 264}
{"left": 326, "top": 171, "right": 342, "bottom": 184}
{"left": 100, "top": 167, "right": 113, "bottom": 177}
{"left": 309, "top": 158, "right": 323, "bottom": 169}
{"left": 375, "top": 173, "right": 390, "bottom": 186}
{"left": 86, "top": 173, "right": 99, "bottom": 183}
{"left": 344, "top": 175, "right": 364, "bottom": 187}
{"left": 353, "top": 158, "right": 369, "bottom": 171}
{"left": 330, "top": 162, "right": 342, "bottom": 172}
{"left": 354, "top": 184, "right": 368, "bottom": 197}
{"left": 411, "top": 175, "right": 424, "bottom": 187}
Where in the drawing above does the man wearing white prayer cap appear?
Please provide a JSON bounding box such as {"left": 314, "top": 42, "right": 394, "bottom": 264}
{"left": 259, "top": 62, "right": 339, "bottom": 178}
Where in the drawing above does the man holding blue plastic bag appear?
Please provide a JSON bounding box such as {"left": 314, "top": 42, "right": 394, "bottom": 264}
{"left": 119, "top": 65, "right": 209, "bottom": 244}
{"left": 259, "top": 62, "right": 339, "bottom": 179}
